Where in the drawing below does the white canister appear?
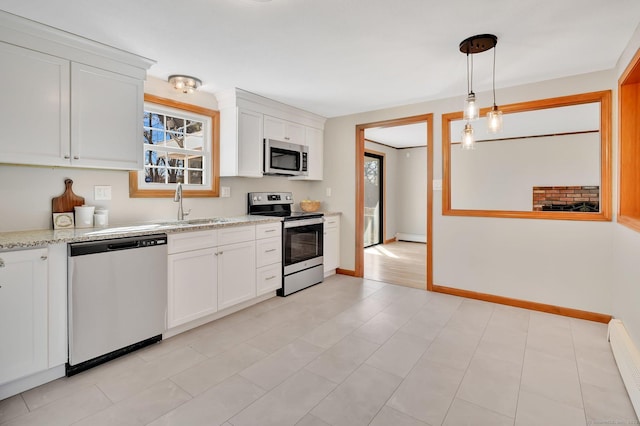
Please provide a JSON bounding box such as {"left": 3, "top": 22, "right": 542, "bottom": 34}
{"left": 74, "top": 205, "right": 95, "bottom": 228}
{"left": 94, "top": 208, "right": 109, "bottom": 227}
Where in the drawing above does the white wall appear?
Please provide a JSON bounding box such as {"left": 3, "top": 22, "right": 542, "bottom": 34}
{"left": 308, "top": 69, "right": 616, "bottom": 315}
{"left": 397, "top": 146, "right": 427, "bottom": 239}
{"left": 0, "top": 76, "right": 316, "bottom": 232}
{"left": 612, "top": 23, "right": 640, "bottom": 345}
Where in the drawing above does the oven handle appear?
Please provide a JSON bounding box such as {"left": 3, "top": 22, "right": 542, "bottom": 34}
{"left": 283, "top": 217, "right": 324, "bottom": 228}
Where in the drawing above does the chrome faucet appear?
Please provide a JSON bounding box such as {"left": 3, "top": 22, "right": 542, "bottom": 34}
{"left": 174, "top": 183, "right": 190, "bottom": 220}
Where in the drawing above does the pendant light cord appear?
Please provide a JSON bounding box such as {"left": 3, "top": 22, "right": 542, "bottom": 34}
{"left": 466, "top": 53, "right": 474, "bottom": 94}
{"left": 492, "top": 45, "right": 496, "bottom": 107}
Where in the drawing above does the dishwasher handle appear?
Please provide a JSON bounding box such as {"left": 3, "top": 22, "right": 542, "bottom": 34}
{"left": 69, "top": 234, "right": 167, "bottom": 256}
{"left": 108, "top": 240, "right": 140, "bottom": 251}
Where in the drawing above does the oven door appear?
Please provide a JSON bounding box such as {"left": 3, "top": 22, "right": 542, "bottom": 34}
{"left": 283, "top": 217, "right": 323, "bottom": 275}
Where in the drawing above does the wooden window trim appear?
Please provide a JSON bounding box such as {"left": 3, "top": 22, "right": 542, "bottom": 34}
{"left": 618, "top": 48, "right": 640, "bottom": 232}
{"left": 129, "top": 94, "right": 220, "bottom": 198}
{"left": 442, "top": 90, "right": 612, "bottom": 221}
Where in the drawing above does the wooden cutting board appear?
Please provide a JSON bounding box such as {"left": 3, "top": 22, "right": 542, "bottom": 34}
{"left": 52, "top": 179, "right": 85, "bottom": 213}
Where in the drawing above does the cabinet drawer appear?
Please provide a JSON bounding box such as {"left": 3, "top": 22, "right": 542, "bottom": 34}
{"left": 257, "top": 263, "right": 282, "bottom": 296}
{"left": 218, "top": 225, "right": 256, "bottom": 246}
{"left": 324, "top": 217, "right": 339, "bottom": 229}
{"left": 256, "top": 222, "right": 281, "bottom": 239}
{"left": 168, "top": 230, "right": 217, "bottom": 254}
{"left": 256, "top": 236, "right": 282, "bottom": 267}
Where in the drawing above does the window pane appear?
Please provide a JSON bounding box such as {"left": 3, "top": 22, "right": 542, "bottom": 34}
{"left": 144, "top": 113, "right": 164, "bottom": 129}
{"left": 189, "top": 170, "right": 203, "bottom": 184}
{"left": 167, "top": 168, "right": 184, "bottom": 184}
{"left": 166, "top": 132, "right": 184, "bottom": 148}
{"left": 144, "top": 166, "right": 166, "bottom": 183}
{"left": 166, "top": 115, "right": 185, "bottom": 132}
{"left": 188, "top": 156, "right": 203, "bottom": 168}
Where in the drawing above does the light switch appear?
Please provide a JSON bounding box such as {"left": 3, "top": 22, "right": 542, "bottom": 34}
{"left": 326, "top": 187, "right": 332, "bottom": 197}
{"left": 221, "top": 186, "right": 231, "bottom": 197}
{"left": 94, "top": 185, "right": 112, "bottom": 200}
{"left": 432, "top": 179, "right": 442, "bottom": 191}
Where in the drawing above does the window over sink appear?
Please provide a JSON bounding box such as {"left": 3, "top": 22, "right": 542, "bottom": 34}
{"left": 129, "top": 94, "right": 220, "bottom": 197}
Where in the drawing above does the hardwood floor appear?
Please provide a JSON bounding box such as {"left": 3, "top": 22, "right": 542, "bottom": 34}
{"left": 364, "top": 241, "right": 427, "bottom": 289}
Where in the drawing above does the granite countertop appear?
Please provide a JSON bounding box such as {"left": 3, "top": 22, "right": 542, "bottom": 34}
{"left": 0, "top": 215, "right": 282, "bottom": 250}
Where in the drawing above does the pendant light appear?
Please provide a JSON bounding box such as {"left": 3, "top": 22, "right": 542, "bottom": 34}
{"left": 487, "top": 42, "right": 503, "bottom": 133}
{"left": 461, "top": 122, "right": 475, "bottom": 150}
{"left": 459, "top": 34, "right": 500, "bottom": 149}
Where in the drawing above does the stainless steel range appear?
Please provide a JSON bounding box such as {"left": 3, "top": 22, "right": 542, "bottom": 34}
{"left": 248, "top": 192, "right": 324, "bottom": 296}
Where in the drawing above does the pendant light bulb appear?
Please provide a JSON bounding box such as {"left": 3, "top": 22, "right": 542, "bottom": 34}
{"left": 487, "top": 105, "right": 503, "bottom": 133}
{"left": 464, "top": 92, "right": 479, "bottom": 121}
{"left": 461, "top": 122, "right": 475, "bottom": 150}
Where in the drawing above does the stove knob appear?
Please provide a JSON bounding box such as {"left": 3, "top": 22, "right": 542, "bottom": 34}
{"left": 286, "top": 195, "right": 291, "bottom": 200}
{"left": 257, "top": 196, "right": 262, "bottom": 201}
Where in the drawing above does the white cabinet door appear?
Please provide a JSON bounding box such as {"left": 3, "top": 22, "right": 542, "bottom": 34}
{"left": 71, "top": 63, "right": 143, "bottom": 170}
{"left": 0, "top": 42, "right": 70, "bottom": 167}
{"left": 323, "top": 216, "right": 340, "bottom": 275}
{"left": 0, "top": 249, "right": 48, "bottom": 385}
{"left": 218, "top": 240, "right": 256, "bottom": 310}
{"left": 237, "top": 108, "right": 264, "bottom": 177}
{"left": 291, "top": 126, "right": 323, "bottom": 181}
{"left": 264, "top": 115, "right": 305, "bottom": 145}
{"left": 167, "top": 248, "right": 218, "bottom": 328}
{"left": 257, "top": 263, "right": 282, "bottom": 296}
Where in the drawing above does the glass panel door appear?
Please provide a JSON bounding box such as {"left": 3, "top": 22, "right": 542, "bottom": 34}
{"left": 364, "top": 152, "right": 384, "bottom": 247}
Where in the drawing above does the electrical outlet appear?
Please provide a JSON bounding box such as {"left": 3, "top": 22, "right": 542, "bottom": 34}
{"left": 326, "top": 187, "right": 332, "bottom": 197}
{"left": 432, "top": 179, "right": 442, "bottom": 191}
{"left": 221, "top": 186, "right": 231, "bottom": 198}
{"left": 94, "top": 185, "right": 112, "bottom": 200}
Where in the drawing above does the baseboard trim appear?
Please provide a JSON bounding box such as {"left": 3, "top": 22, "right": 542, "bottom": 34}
{"left": 336, "top": 268, "right": 357, "bottom": 276}
{"left": 384, "top": 237, "right": 397, "bottom": 244}
{"left": 608, "top": 319, "right": 640, "bottom": 418}
{"left": 396, "top": 233, "right": 427, "bottom": 243}
{"left": 432, "top": 284, "right": 611, "bottom": 323}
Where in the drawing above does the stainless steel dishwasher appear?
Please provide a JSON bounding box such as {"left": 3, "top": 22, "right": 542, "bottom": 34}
{"left": 67, "top": 234, "right": 167, "bottom": 376}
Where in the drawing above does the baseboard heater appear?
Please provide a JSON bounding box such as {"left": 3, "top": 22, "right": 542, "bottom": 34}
{"left": 608, "top": 319, "right": 640, "bottom": 417}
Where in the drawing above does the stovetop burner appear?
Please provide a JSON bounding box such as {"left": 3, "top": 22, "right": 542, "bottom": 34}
{"left": 247, "top": 192, "right": 323, "bottom": 220}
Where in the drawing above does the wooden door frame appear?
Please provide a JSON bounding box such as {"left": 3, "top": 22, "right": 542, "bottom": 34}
{"left": 355, "top": 113, "right": 434, "bottom": 290}
{"left": 364, "top": 148, "right": 386, "bottom": 246}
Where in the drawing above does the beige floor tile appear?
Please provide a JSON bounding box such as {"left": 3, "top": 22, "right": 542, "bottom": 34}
{"left": 515, "top": 389, "right": 586, "bottom": 426}
{"left": 97, "top": 346, "right": 206, "bottom": 402}
{"left": 443, "top": 398, "right": 513, "bottom": 426}
{"left": 421, "top": 327, "right": 480, "bottom": 370}
{"left": 149, "top": 375, "right": 265, "bottom": 426}
{"left": 387, "top": 359, "right": 465, "bottom": 425}
{"left": 352, "top": 311, "right": 409, "bottom": 344}
{"left": 230, "top": 370, "right": 336, "bottom": 426}
{"left": 305, "top": 353, "right": 362, "bottom": 384}
{"left": 188, "top": 319, "right": 273, "bottom": 357}
{"left": 369, "top": 406, "right": 429, "bottom": 426}
{"left": 521, "top": 348, "right": 583, "bottom": 409}
{"left": 3, "top": 386, "right": 111, "bottom": 426}
{"left": 245, "top": 316, "right": 324, "bottom": 354}
{"left": 311, "top": 364, "right": 402, "bottom": 426}
{"left": 324, "top": 333, "right": 380, "bottom": 364}
{"left": 299, "top": 316, "right": 363, "bottom": 349}
{"left": 170, "top": 343, "right": 268, "bottom": 396}
{"left": 239, "top": 339, "right": 324, "bottom": 390}
{"left": 581, "top": 381, "right": 637, "bottom": 424}
{"left": 475, "top": 323, "right": 527, "bottom": 366}
{"left": 365, "top": 331, "right": 432, "bottom": 378}
{"left": 0, "top": 394, "right": 28, "bottom": 424}
{"left": 295, "top": 413, "right": 332, "bottom": 426}
{"left": 456, "top": 353, "right": 521, "bottom": 417}
{"left": 73, "top": 380, "right": 191, "bottom": 426}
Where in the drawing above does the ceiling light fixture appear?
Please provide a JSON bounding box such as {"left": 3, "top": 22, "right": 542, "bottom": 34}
{"left": 459, "top": 34, "right": 499, "bottom": 149}
{"left": 168, "top": 75, "right": 202, "bottom": 94}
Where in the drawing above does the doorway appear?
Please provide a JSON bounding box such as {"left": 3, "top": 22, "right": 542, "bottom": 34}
{"left": 355, "top": 114, "right": 433, "bottom": 291}
{"left": 364, "top": 151, "right": 384, "bottom": 248}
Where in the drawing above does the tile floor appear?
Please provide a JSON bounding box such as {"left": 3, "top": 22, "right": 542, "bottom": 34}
{"left": 0, "top": 275, "right": 637, "bottom": 426}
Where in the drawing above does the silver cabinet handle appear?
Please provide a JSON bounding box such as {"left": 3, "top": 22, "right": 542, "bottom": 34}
{"left": 284, "top": 136, "right": 290, "bottom": 141}
{"left": 73, "top": 156, "right": 80, "bottom": 160}
{"left": 0, "top": 258, "right": 4, "bottom": 268}
{"left": 64, "top": 155, "right": 71, "bottom": 159}
{"left": 265, "top": 249, "right": 277, "bottom": 253}
{"left": 265, "top": 229, "right": 276, "bottom": 233}
{"left": 40, "top": 256, "right": 48, "bottom": 261}
{"left": 266, "top": 275, "right": 276, "bottom": 280}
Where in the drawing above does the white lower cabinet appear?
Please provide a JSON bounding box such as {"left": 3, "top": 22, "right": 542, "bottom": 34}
{"left": 257, "top": 263, "right": 282, "bottom": 296}
{"left": 168, "top": 247, "right": 218, "bottom": 328}
{"left": 256, "top": 222, "right": 282, "bottom": 296}
{"left": 323, "top": 216, "right": 340, "bottom": 276}
{"left": 217, "top": 240, "right": 256, "bottom": 310}
{"left": 0, "top": 248, "right": 48, "bottom": 385}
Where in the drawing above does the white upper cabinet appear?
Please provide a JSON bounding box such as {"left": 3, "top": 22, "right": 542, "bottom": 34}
{"left": 264, "top": 115, "right": 305, "bottom": 145}
{"left": 0, "top": 11, "right": 153, "bottom": 170}
{"left": 0, "top": 42, "right": 70, "bottom": 167}
{"left": 70, "top": 63, "right": 143, "bottom": 170}
{"left": 216, "top": 88, "right": 326, "bottom": 178}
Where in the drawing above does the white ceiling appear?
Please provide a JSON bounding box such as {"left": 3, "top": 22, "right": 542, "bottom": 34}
{"left": 1, "top": 1, "right": 639, "bottom": 118}
{"left": 365, "top": 123, "right": 427, "bottom": 148}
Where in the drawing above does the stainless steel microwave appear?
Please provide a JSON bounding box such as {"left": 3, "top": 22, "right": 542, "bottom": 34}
{"left": 264, "top": 139, "right": 308, "bottom": 176}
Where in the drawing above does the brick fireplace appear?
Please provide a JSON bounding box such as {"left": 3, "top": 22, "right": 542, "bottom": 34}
{"left": 532, "top": 186, "right": 600, "bottom": 212}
